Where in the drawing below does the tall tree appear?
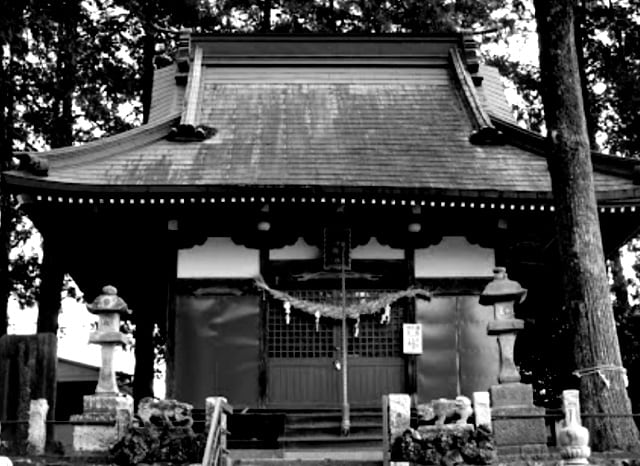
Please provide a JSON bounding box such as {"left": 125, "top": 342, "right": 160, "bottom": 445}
{"left": 534, "top": 0, "right": 640, "bottom": 450}
{"left": 113, "top": 0, "right": 208, "bottom": 123}
{"left": 51, "top": 0, "right": 82, "bottom": 148}
{"left": 0, "top": 0, "right": 31, "bottom": 335}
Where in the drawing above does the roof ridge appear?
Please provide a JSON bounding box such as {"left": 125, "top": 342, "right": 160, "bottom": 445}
{"left": 449, "top": 48, "right": 502, "bottom": 145}
{"left": 180, "top": 45, "right": 203, "bottom": 128}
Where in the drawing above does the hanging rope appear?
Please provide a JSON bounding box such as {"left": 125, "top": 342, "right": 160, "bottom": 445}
{"left": 254, "top": 276, "right": 431, "bottom": 320}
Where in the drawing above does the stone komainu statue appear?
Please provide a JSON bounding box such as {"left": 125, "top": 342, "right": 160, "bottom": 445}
{"left": 417, "top": 396, "right": 473, "bottom": 426}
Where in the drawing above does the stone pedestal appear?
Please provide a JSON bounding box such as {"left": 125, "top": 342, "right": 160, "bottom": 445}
{"left": 27, "top": 398, "right": 48, "bottom": 455}
{"left": 490, "top": 383, "right": 547, "bottom": 456}
{"left": 71, "top": 286, "right": 133, "bottom": 454}
{"left": 72, "top": 394, "right": 133, "bottom": 453}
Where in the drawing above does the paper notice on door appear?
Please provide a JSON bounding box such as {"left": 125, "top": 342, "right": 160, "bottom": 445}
{"left": 403, "top": 323, "right": 423, "bottom": 354}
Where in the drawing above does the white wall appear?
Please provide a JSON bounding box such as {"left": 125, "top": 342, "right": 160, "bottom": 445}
{"left": 351, "top": 238, "right": 404, "bottom": 260}
{"left": 415, "top": 236, "right": 494, "bottom": 278}
{"left": 269, "top": 237, "right": 404, "bottom": 261}
{"left": 177, "top": 237, "right": 260, "bottom": 278}
{"left": 270, "top": 238, "right": 319, "bottom": 260}
{"left": 178, "top": 236, "right": 492, "bottom": 279}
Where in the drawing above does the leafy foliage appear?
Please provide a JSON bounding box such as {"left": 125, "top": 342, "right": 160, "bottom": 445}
{"left": 580, "top": 1, "right": 640, "bottom": 155}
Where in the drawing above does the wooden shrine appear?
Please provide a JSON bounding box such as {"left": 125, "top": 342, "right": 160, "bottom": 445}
{"left": 4, "top": 33, "right": 640, "bottom": 413}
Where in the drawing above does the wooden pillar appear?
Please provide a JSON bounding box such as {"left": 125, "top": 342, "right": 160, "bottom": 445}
{"left": 404, "top": 248, "right": 417, "bottom": 396}
{"left": 493, "top": 218, "right": 511, "bottom": 270}
{"left": 133, "top": 281, "right": 156, "bottom": 404}
{"left": 130, "top": 231, "right": 166, "bottom": 404}
{"left": 258, "top": 247, "right": 269, "bottom": 407}
{"left": 164, "top": 227, "right": 178, "bottom": 399}
{"left": 37, "top": 225, "right": 65, "bottom": 333}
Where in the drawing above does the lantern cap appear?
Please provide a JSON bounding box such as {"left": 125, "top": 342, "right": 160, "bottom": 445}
{"left": 87, "top": 285, "right": 131, "bottom": 315}
{"left": 480, "top": 267, "right": 527, "bottom": 305}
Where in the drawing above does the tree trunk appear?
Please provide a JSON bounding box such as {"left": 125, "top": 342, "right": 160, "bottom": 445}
{"left": 140, "top": 23, "right": 156, "bottom": 124}
{"left": 261, "top": 0, "right": 272, "bottom": 32}
{"left": 534, "top": 0, "right": 640, "bottom": 450}
{"left": 574, "top": 1, "right": 598, "bottom": 149}
{"left": 0, "top": 62, "right": 9, "bottom": 337}
{"left": 50, "top": 0, "right": 79, "bottom": 148}
{"left": 37, "top": 227, "right": 64, "bottom": 333}
{"left": 0, "top": 46, "right": 16, "bottom": 336}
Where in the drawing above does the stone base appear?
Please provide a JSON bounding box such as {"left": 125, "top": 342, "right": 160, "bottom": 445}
{"left": 491, "top": 405, "right": 547, "bottom": 445}
{"left": 72, "top": 424, "right": 120, "bottom": 453}
{"left": 490, "top": 383, "right": 548, "bottom": 456}
{"left": 71, "top": 394, "right": 133, "bottom": 453}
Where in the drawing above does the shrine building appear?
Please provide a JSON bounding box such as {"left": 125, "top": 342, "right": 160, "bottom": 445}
{"left": 4, "top": 33, "right": 640, "bottom": 413}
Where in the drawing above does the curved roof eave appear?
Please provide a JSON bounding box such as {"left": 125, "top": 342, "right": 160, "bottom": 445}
{"left": 5, "top": 175, "right": 640, "bottom": 205}
{"left": 12, "top": 113, "right": 181, "bottom": 170}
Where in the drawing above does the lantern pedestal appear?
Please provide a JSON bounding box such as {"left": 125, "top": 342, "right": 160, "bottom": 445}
{"left": 489, "top": 383, "right": 547, "bottom": 456}
{"left": 71, "top": 394, "right": 133, "bottom": 454}
{"left": 71, "top": 286, "right": 133, "bottom": 454}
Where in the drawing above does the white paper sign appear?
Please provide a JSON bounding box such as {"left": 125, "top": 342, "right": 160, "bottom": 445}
{"left": 403, "top": 323, "right": 423, "bottom": 354}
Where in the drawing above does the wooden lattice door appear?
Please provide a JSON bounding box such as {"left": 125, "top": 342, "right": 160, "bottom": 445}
{"left": 266, "top": 289, "right": 404, "bottom": 408}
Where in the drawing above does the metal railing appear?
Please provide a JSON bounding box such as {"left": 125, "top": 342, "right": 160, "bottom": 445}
{"left": 201, "top": 397, "right": 233, "bottom": 466}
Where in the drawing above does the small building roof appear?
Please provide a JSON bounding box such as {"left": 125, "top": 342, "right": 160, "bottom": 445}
{"left": 4, "top": 34, "right": 640, "bottom": 204}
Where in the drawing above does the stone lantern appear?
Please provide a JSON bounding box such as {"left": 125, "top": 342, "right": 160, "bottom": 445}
{"left": 479, "top": 267, "right": 527, "bottom": 384}
{"left": 480, "top": 267, "right": 547, "bottom": 457}
{"left": 71, "top": 286, "right": 134, "bottom": 453}
{"left": 87, "top": 285, "right": 132, "bottom": 394}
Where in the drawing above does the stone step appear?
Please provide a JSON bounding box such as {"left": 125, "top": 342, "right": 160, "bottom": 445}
{"left": 233, "top": 460, "right": 381, "bottom": 466}
{"left": 285, "top": 411, "right": 381, "bottom": 423}
{"left": 230, "top": 447, "right": 383, "bottom": 465}
{"left": 284, "top": 421, "right": 381, "bottom": 437}
{"left": 279, "top": 434, "right": 382, "bottom": 450}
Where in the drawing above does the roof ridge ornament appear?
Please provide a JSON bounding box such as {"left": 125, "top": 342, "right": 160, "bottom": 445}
{"left": 16, "top": 153, "right": 49, "bottom": 177}
{"left": 175, "top": 28, "right": 192, "bottom": 85}
{"left": 167, "top": 124, "right": 217, "bottom": 142}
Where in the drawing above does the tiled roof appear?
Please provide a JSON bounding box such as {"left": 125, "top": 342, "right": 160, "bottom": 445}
{"left": 4, "top": 35, "right": 639, "bottom": 201}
